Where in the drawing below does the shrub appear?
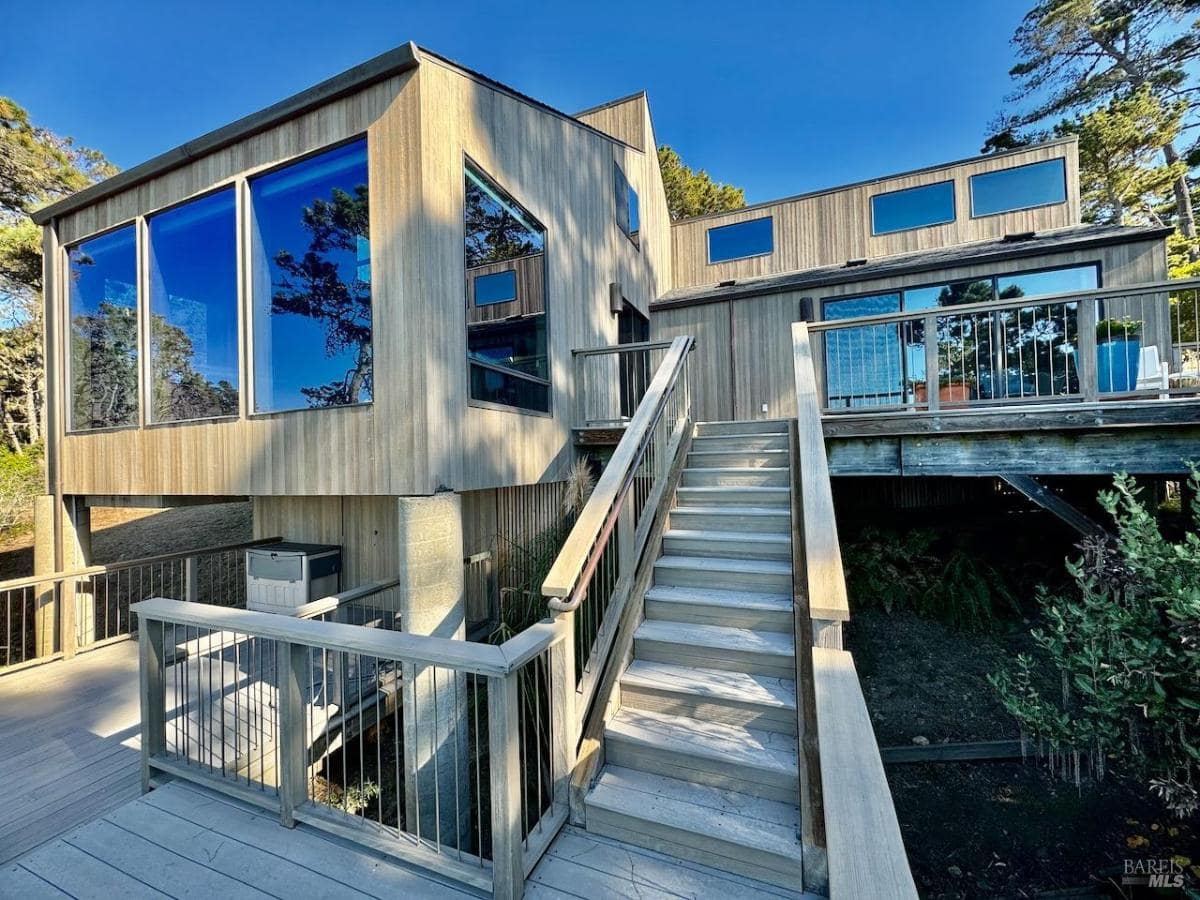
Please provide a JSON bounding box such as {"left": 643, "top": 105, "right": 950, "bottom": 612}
{"left": 990, "top": 469, "right": 1200, "bottom": 817}
{"left": 0, "top": 444, "right": 42, "bottom": 534}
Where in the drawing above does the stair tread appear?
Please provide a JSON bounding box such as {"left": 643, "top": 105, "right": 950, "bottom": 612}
{"left": 665, "top": 529, "right": 790, "bottom": 545}
{"left": 635, "top": 619, "right": 795, "bottom": 657}
{"left": 678, "top": 486, "right": 789, "bottom": 495}
{"left": 588, "top": 766, "right": 801, "bottom": 856}
{"left": 683, "top": 466, "right": 790, "bottom": 474}
{"left": 645, "top": 584, "right": 793, "bottom": 610}
{"left": 623, "top": 660, "right": 797, "bottom": 710}
{"left": 671, "top": 505, "right": 791, "bottom": 517}
{"left": 606, "top": 708, "right": 797, "bottom": 774}
{"left": 656, "top": 554, "right": 792, "bottom": 575}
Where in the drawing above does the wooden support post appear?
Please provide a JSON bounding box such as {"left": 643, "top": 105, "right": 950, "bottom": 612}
{"left": 549, "top": 619, "right": 575, "bottom": 810}
{"left": 489, "top": 669, "right": 524, "bottom": 900}
{"left": 138, "top": 618, "right": 166, "bottom": 793}
{"left": 276, "top": 640, "right": 308, "bottom": 827}
{"left": 1078, "top": 296, "right": 1099, "bottom": 402}
{"left": 184, "top": 556, "right": 199, "bottom": 603}
{"left": 924, "top": 313, "right": 939, "bottom": 413}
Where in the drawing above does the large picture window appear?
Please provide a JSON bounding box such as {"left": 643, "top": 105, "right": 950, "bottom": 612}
{"left": 68, "top": 226, "right": 139, "bottom": 430}
{"left": 148, "top": 189, "right": 239, "bottom": 422}
{"left": 465, "top": 162, "right": 549, "bottom": 413}
{"left": 249, "top": 138, "right": 372, "bottom": 413}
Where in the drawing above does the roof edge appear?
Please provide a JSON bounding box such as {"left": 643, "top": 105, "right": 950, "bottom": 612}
{"left": 668, "top": 136, "right": 1081, "bottom": 229}
{"left": 573, "top": 90, "right": 649, "bottom": 119}
{"left": 652, "top": 224, "right": 1172, "bottom": 310}
{"left": 32, "top": 42, "right": 421, "bottom": 226}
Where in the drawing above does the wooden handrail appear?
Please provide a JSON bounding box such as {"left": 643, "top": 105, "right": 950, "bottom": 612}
{"left": 792, "top": 323, "right": 850, "bottom": 624}
{"left": 292, "top": 576, "right": 402, "bottom": 620}
{"left": 543, "top": 335, "right": 693, "bottom": 602}
{"left": 130, "top": 596, "right": 563, "bottom": 677}
{"left": 571, "top": 339, "right": 674, "bottom": 357}
{"left": 0, "top": 536, "right": 283, "bottom": 593}
{"left": 807, "top": 276, "right": 1192, "bottom": 333}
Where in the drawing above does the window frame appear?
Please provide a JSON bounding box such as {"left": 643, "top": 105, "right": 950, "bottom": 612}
{"left": 870, "top": 180, "right": 956, "bottom": 236}
{"left": 462, "top": 154, "right": 553, "bottom": 418}
{"left": 706, "top": 216, "right": 775, "bottom": 265}
{"left": 819, "top": 260, "right": 1103, "bottom": 321}
{"left": 245, "top": 134, "right": 375, "bottom": 418}
{"left": 144, "top": 183, "right": 243, "bottom": 427}
{"left": 63, "top": 220, "right": 144, "bottom": 435}
{"left": 969, "top": 158, "right": 1068, "bottom": 219}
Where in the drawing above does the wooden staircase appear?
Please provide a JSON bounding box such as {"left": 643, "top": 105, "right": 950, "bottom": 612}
{"left": 583, "top": 419, "right": 805, "bottom": 889}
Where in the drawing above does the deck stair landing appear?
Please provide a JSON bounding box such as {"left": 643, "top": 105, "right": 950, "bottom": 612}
{"left": 584, "top": 419, "right": 805, "bottom": 890}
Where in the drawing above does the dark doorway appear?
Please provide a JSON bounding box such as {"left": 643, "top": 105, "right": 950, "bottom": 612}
{"left": 617, "top": 303, "right": 650, "bottom": 419}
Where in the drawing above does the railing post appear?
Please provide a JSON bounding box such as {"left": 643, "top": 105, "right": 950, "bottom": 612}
{"left": 551, "top": 612, "right": 578, "bottom": 759}
{"left": 138, "top": 617, "right": 166, "bottom": 793}
{"left": 923, "top": 313, "right": 939, "bottom": 412}
{"left": 184, "top": 556, "right": 199, "bottom": 603}
{"left": 489, "top": 669, "right": 524, "bottom": 900}
{"left": 277, "top": 639, "right": 308, "bottom": 827}
{"left": 1078, "top": 296, "right": 1099, "bottom": 402}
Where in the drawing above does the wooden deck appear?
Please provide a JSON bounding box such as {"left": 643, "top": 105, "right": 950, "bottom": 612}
{"left": 1, "top": 641, "right": 804, "bottom": 898}
{"left": 0, "top": 640, "right": 142, "bottom": 866}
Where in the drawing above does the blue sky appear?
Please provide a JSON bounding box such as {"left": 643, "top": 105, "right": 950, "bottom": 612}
{"left": 4, "top": 0, "right": 1027, "bottom": 205}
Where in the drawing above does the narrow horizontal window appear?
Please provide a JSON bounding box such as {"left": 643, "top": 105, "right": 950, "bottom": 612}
{"left": 474, "top": 269, "right": 517, "bottom": 306}
{"left": 970, "top": 159, "right": 1067, "bottom": 217}
{"left": 822, "top": 293, "right": 901, "bottom": 321}
{"left": 707, "top": 217, "right": 773, "bottom": 264}
{"left": 68, "top": 225, "right": 139, "bottom": 430}
{"left": 871, "top": 181, "right": 955, "bottom": 235}
{"left": 148, "top": 188, "right": 240, "bottom": 423}
{"left": 250, "top": 139, "right": 372, "bottom": 413}
{"left": 904, "top": 279, "right": 994, "bottom": 311}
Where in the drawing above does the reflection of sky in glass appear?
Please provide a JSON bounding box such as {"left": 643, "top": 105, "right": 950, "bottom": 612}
{"left": 872, "top": 181, "right": 954, "bottom": 234}
{"left": 70, "top": 226, "right": 137, "bottom": 318}
{"left": 823, "top": 293, "right": 900, "bottom": 320}
{"left": 251, "top": 139, "right": 370, "bottom": 412}
{"left": 707, "top": 217, "right": 773, "bottom": 263}
{"left": 475, "top": 270, "right": 517, "bottom": 305}
{"left": 971, "top": 159, "right": 1066, "bottom": 217}
{"left": 904, "top": 280, "right": 994, "bottom": 311}
{"left": 69, "top": 226, "right": 138, "bottom": 429}
{"left": 998, "top": 265, "right": 1097, "bottom": 299}
{"left": 149, "top": 188, "right": 239, "bottom": 419}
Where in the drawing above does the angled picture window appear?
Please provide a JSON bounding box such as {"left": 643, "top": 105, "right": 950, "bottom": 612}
{"left": 464, "top": 162, "right": 549, "bottom": 412}
{"left": 871, "top": 181, "right": 955, "bottom": 235}
{"left": 707, "top": 217, "right": 773, "bottom": 264}
{"left": 970, "top": 159, "right": 1067, "bottom": 217}
{"left": 249, "top": 138, "right": 372, "bottom": 413}
{"left": 68, "top": 226, "right": 139, "bottom": 430}
{"left": 615, "top": 162, "right": 640, "bottom": 246}
{"left": 474, "top": 270, "right": 518, "bottom": 306}
{"left": 148, "top": 188, "right": 239, "bottom": 423}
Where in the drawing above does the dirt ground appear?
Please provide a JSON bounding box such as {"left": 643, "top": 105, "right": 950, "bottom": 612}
{"left": 0, "top": 502, "right": 252, "bottom": 581}
{"left": 850, "top": 608, "right": 1200, "bottom": 898}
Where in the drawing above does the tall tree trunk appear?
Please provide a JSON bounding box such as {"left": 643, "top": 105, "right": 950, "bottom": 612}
{"left": 1163, "top": 142, "right": 1200, "bottom": 261}
{"left": 24, "top": 385, "right": 40, "bottom": 444}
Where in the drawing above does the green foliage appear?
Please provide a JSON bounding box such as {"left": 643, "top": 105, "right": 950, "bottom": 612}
{"left": 1096, "top": 315, "right": 1145, "bottom": 341}
{"left": 489, "top": 521, "right": 569, "bottom": 643}
{"left": 657, "top": 145, "right": 746, "bottom": 221}
{"left": 989, "top": 1, "right": 1200, "bottom": 261}
{"left": 842, "top": 527, "right": 1019, "bottom": 631}
{"left": 0, "top": 443, "right": 41, "bottom": 532}
{"left": 0, "top": 97, "right": 116, "bottom": 450}
{"left": 991, "top": 469, "right": 1200, "bottom": 817}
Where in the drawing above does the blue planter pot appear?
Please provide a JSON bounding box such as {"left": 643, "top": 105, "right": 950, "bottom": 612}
{"left": 1097, "top": 338, "right": 1140, "bottom": 393}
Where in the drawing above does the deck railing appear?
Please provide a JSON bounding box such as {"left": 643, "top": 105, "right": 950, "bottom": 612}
{"left": 0, "top": 535, "right": 281, "bottom": 672}
{"left": 544, "top": 335, "right": 693, "bottom": 728}
{"left": 574, "top": 339, "right": 674, "bottom": 426}
{"left": 809, "top": 278, "right": 1200, "bottom": 414}
{"left": 132, "top": 592, "right": 573, "bottom": 899}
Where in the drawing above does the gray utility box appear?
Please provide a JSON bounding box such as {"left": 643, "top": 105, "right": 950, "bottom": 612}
{"left": 245, "top": 542, "right": 341, "bottom": 614}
